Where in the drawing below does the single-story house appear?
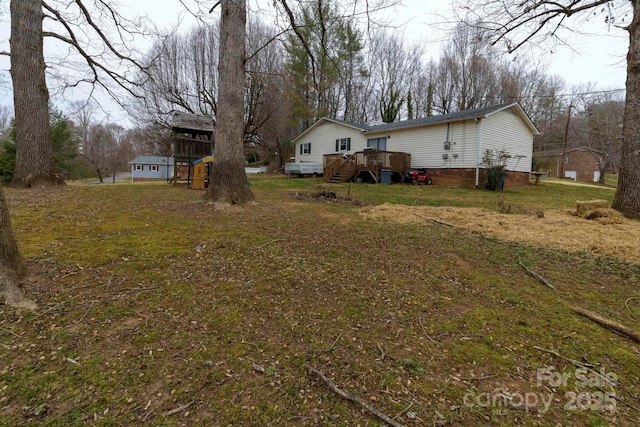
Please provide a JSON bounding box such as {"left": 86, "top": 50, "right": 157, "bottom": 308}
{"left": 130, "top": 155, "right": 174, "bottom": 182}
{"left": 291, "top": 103, "right": 539, "bottom": 187}
{"left": 534, "top": 146, "right": 605, "bottom": 183}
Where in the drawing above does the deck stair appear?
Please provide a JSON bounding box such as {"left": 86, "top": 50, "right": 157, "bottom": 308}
{"left": 323, "top": 149, "right": 411, "bottom": 184}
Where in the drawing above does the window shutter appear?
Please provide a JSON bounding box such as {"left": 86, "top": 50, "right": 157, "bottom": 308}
{"left": 347, "top": 138, "right": 351, "bottom": 151}
{"left": 308, "top": 144, "right": 311, "bottom": 154}
{"left": 300, "top": 144, "right": 303, "bottom": 155}
{"left": 335, "top": 139, "right": 339, "bottom": 152}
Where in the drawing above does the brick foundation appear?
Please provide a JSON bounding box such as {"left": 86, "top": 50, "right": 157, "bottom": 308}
{"left": 428, "top": 168, "right": 530, "bottom": 188}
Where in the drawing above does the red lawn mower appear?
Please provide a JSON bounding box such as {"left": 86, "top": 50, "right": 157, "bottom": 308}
{"left": 403, "top": 168, "right": 433, "bottom": 185}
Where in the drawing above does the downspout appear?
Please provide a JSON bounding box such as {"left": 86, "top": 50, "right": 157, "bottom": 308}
{"left": 475, "top": 118, "right": 482, "bottom": 188}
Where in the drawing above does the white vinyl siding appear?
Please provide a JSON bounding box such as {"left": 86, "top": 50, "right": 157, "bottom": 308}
{"left": 370, "top": 120, "right": 479, "bottom": 169}
{"left": 291, "top": 106, "right": 535, "bottom": 171}
{"left": 294, "top": 121, "right": 366, "bottom": 163}
{"left": 481, "top": 109, "right": 533, "bottom": 173}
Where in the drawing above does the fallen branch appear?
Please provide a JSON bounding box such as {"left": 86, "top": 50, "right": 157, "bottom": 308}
{"left": 258, "top": 238, "right": 284, "bottom": 249}
{"left": 305, "top": 365, "right": 405, "bottom": 427}
{"left": 324, "top": 332, "right": 343, "bottom": 352}
{"left": 533, "top": 346, "right": 615, "bottom": 387}
{"left": 533, "top": 346, "right": 640, "bottom": 413}
{"left": 418, "top": 318, "right": 440, "bottom": 347}
{"left": 572, "top": 306, "right": 640, "bottom": 344}
{"left": 162, "top": 401, "right": 194, "bottom": 417}
{"left": 625, "top": 297, "right": 638, "bottom": 319}
{"left": 431, "top": 218, "right": 456, "bottom": 227}
{"left": 518, "top": 261, "right": 555, "bottom": 290}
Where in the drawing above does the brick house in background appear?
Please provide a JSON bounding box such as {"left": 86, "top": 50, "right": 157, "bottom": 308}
{"left": 130, "top": 155, "right": 174, "bottom": 182}
{"left": 533, "top": 146, "right": 604, "bottom": 183}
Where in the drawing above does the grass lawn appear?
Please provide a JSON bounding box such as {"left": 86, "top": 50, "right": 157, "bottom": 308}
{"left": 0, "top": 176, "right": 638, "bottom": 426}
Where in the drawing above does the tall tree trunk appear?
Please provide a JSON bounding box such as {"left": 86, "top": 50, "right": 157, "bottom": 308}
{"left": 0, "top": 187, "right": 36, "bottom": 309}
{"left": 9, "top": 0, "right": 63, "bottom": 188}
{"left": 204, "top": 0, "right": 254, "bottom": 206}
{"left": 612, "top": 4, "right": 640, "bottom": 218}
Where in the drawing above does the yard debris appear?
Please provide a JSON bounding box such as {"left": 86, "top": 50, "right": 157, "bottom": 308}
{"left": 362, "top": 203, "right": 640, "bottom": 264}
{"left": 289, "top": 191, "right": 369, "bottom": 206}
{"left": 498, "top": 197, "right": 544, "bottom": 217}
{"left": 572, "top": 306, "right": 640, "bottom": 344}
{"left": 581, "top": 208, "right": 624, "bottom": 224}
{"left": 33, "top": 403, "right": 47, "bottom": 416}
{"left": 431, "top": 219, "right": 456, "bottom": 227}
{"left": 305, "top": 364, "right": 406, "bottom": 427}
{"left": 162, "top": 401, "right": 194, "bottom": 417}
{"left": 418, "top": 318, "right": 440, "bottom": 346}
{"left": 518, "top": 261, "right": 555, "bottom": 290}
{"left": 576, "top": 199, "right": 610, "bottom": 216}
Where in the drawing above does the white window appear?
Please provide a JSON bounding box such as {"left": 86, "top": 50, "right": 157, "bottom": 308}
{"left": 135, "top": 164, "right": 143, "bottom": 171}
{"left": 564, "top": 156, "right": 569, "bottom": 163}
{"left": 300, "top": 143, "right": 311, "bottom": 155}
{"left": 336, "top": 138, "right": 351, "bottom": 151}
{"left": 150, "top": 165, "right": 159, "bottom": 172}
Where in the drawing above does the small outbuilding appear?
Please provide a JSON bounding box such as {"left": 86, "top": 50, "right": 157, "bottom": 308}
{"left": 130, "top": 156, "right": 174, "bottom": 182}
{"left": 534, "top": 146, "right": 605, "bottom": 183}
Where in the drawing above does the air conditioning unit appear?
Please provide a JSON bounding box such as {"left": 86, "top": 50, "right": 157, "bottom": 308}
{"left": 444, "top": 141, "right": 451, "bottom": 150}
{"left": 442, "top": 153, "right": 449, "bottom": 160}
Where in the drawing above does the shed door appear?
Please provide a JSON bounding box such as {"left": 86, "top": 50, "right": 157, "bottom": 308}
{"left": 593, "top": 171, "right": 600, "bottom": 183}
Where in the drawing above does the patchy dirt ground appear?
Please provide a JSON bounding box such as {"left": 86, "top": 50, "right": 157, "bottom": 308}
{"left": 1, "top": 184, "right": 639, "bottom": 427}
{"left": 362, "top": 203, "right": 640, "bottom": 264}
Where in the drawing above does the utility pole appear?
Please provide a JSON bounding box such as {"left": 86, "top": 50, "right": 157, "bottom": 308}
{"left": 559, "top": 103, "right": 573, "bottom": 178}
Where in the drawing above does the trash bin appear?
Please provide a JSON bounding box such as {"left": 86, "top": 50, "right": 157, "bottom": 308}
{"left": 380, "top": 169, "right": 392, "bottom": 185}
{"left": 498, "top": 169, "right": 507, "bottom": 190}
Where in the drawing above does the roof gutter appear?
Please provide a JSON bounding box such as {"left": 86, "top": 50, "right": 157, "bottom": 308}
{"left": 475, "top": 117, "right": 483, "bottom": 188}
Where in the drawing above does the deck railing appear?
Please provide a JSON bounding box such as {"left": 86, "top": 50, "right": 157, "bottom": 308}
{"left": 323, "top": 149, "right": 411, "bottom": 182}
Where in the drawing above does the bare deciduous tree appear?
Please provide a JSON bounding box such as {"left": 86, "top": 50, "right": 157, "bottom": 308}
{"left": 8, "top": 0, "right": 155, "bottom": 187}
{"left": 457, "top": 0, "right": 639, "bottom": 217}
{"left": 0, "top": 186, "right": 35, "bottom": 308}
{"left": 10, "top": 0, "right": 62, "bottom": 187}
{"left": 584, "top": 94, "right": 624, "bottom": 183}
{"left": 204, "top": 0, "right": 254, "bottom": 206}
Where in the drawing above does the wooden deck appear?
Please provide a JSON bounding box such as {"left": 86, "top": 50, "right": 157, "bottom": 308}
{"left": 323, "top": 149, "right": 411, "bottom": 183}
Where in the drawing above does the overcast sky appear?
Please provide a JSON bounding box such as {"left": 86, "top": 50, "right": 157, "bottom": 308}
{"left": 0, "top": 0, "right": 630, "bottom": 112}
{"left": 138, "top": 0, "right": 628, "bottom": 89}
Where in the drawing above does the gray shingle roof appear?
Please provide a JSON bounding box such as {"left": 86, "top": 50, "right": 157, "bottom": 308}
{"left": 365, "top": 103, "right": 519, "bottom": 133}
{"left": 292, "top": 102, "right": 538, "bottom": 142}
{"left": 129, "top": 155, "right": 174, "bottom": 165}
